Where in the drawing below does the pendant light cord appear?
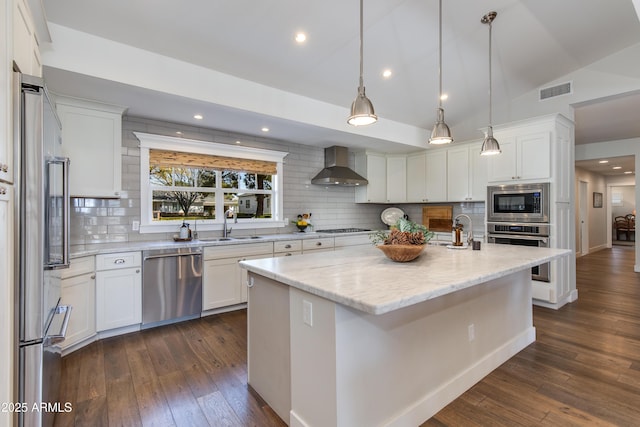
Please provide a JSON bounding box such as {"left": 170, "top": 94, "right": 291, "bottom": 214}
{"left": 358, "top": 0, "right": 364, "bottom": 90}
{"left": 488, "top": 19, "right": 493, "bottom": 127}
{"left": 438, "top": 0, "right": 443, "bottom": 109}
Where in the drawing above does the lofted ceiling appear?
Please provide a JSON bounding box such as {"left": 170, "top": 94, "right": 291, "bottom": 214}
{"left": 40, "top": 0, "right": 640, "bottom": 166}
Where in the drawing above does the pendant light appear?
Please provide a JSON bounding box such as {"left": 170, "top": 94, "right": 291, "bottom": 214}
{"left": 480, "top": 11, "right": 501, "bottom": 156}
{"left": 429, "top": 0, "right": 453, "bottom": 144}
{"left": 348, "top": 0, "right": 377, "bottom": 126}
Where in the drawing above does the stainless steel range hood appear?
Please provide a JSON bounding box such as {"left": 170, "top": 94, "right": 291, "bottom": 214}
{"left": 311, "top": 146, "right": 368, "bottom": 186}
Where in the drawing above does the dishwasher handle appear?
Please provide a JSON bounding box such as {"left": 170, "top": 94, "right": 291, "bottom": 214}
{"left": 143, "top": 247, "right": 202, "bottom": 260}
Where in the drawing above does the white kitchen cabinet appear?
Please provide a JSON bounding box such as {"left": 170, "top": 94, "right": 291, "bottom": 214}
{"left": 274, "top": 240, "right": 303, "bottom": 257}
{"left": 13, "top": 0, "right": 41, "bottom": 77}
{"left": 447, "top": 142, "right": 487, "bottom": 202}
{"left": 56, "top": 96, "right": 126, "bottom": 198}
{"left": 425, "top": 150, "right": 447, "bottom": 202}
{"left": 95, "top": 252, "right": 141, "bottom": 331}
{"left": 203, "top": 242, "right": 273, "bottom": 310}
{"left": 406, "top": 152, "right": 427, "bottom": 203}
{"left": 0, "top": 186, "right": 13, "bottom": 416}
{"left": 1, "top": 17, "right": 11, "bottom": 185}
{"left": 386, "top": 155, "right": 406, "bottom": 203}
{"left": 355, "top": 152, "right": 386, "bottom": 203}
{"left": 487, "top": 132, "right": 550, "bottom": 182}
{"left": 61, "top": 256, "right": 96, "bottom": 352}
{"left": 302, "top": 237, "right": 334, "bottom": 253}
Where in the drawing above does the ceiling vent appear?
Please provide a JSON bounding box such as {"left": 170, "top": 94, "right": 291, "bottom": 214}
{"left": 539, "top": 82, "right": 572, "bottom": 101}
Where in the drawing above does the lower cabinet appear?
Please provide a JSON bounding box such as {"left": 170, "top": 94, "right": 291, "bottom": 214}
{"left": 60, "top": 256, "right": 96, "bottom": 351}
{"left": 95, "top": 252, "right": 142, "bottom": 332}
{"left": 203, "top": 243, "right": 273, "bottom": 311}
{"left": 302, "top": 237, "right": 334, "bottom": 253}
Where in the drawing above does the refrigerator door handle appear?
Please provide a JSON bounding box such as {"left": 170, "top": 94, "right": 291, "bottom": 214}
{"left": 44, "top": 157, "right": 70, "bottom": 269}
{"left": 44, "top": 305, "right": 72, "bottom": 346}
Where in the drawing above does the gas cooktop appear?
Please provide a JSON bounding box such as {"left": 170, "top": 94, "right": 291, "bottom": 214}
{"left": 316, "top": 228, "right": 371, "bottom": 233}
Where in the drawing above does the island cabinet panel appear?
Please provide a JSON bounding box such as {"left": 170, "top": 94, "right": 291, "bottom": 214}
{"left": 245, "top": 266, "right": 538, "bottom": 427}
{"left": 247, "top": 275, "right": 291, "bottom": 424}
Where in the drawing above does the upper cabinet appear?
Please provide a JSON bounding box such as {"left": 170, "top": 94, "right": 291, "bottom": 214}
{"left": 406, "top": 152, "right": 427, "bottom": 203}
{"left": 386, "top": 155, "right": 406, "bottom": 203}
{"left": 447, "top": 142, "right": 487, "bottom": 202}
{"left": 355, "top": 152, "right": 386, "bottom": 203}
{"left": 487, "top": 131, "right": 551, "bottom": 183}
{"left": 13, "top": 0, "right": 41, "bottom": 77}
{"left": 425, "top": 150, "right": 447, "bottom": 202}
{"left": 56, "top": 96, "right": 126, "bottom": 198}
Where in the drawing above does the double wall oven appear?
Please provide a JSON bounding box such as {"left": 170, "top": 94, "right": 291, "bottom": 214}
{"left": 487, "top": 183, "right": 551, "bottom": 282}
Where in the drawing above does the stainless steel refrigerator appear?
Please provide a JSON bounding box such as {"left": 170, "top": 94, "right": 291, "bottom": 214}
{"left": 14, "top": 72, "right": 71, "bottom": 427}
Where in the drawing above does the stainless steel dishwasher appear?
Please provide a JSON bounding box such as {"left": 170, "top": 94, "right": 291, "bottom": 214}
{"left": 142, "top": 247, "right": 202, "bottom": 329}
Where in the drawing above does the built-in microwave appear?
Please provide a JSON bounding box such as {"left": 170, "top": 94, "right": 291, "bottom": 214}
{"left": 487, "top": 183, "right": 550, "bottom": 223}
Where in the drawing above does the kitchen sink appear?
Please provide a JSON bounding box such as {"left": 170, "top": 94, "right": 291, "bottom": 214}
{"left": 233, "top": 236, "right": 263, "bottom": 240}
{"left": 197, "top": 237, "right": 234, "bottom": 242}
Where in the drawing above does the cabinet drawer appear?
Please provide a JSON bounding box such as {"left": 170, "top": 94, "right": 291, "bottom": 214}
{"left": 204, "top": 242, "right": 273, "bottom": 260}
{"left": 334, "top": 234, "right": 372, "bottom": 248}
{"left": 62, "top": 256, "right": 95, "bottom": 279}
{"left": 274, "top": 240, "right": 302, "bottom": 253}
{"left": 96, "top": 251, "right": 141, "bottom": 270}
{"left": 302, "top": 238, "right": 335, "bottom": 252}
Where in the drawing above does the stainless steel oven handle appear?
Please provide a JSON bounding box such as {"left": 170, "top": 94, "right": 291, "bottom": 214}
{"left": 44, "top": 304, "right": 72, "bottom": 345}
{"left": 488, "top": 233, "right": 549, "bottom": 244}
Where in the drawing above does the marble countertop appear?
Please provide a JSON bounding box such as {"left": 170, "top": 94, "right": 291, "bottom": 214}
{"left": 69, "top": 231, "right": 373, "bottom": 258}
{"left": 240, "top": 244, "right": 571, "bottom": 315}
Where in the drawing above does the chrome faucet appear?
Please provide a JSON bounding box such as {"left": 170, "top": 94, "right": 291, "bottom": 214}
{"left": 453, "top": 214, "right": 474, "bottom": 246}
{"left": 223, "top": 208, "right": 237, "bottom": 238}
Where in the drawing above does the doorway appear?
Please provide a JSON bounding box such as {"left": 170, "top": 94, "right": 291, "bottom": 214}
{"left": 578, "top": 181, "right": 589, "bottom": 256}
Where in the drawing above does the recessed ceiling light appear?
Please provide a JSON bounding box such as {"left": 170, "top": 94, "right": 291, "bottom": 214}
{"left": 194, "top": 114, "right": 203, "bottom": 120}
{"left": 440, "top": 94, "right": 449, "bottom": 101}
{"left": 613, "top": 166, "right": 622, "bottom": 170}
{"left": 235, "top": 140, "right": 241, "bottom": 144}
{"left": 624, "top": 171, "right": 633, "bottom": 174}
{"left": 176, "top": 131, "right": 182, "bottom": 135}
{"left": 598, "top": 160, "right": 609, "bottom": 164}
{"left": 382, "top": 69, "right": 392, "bottom": 78}
{"left": 261, "top": 127, "right": 269, "bottom": 132}
{"left": 295, "top": 32, "right": 306, "bottom": 43}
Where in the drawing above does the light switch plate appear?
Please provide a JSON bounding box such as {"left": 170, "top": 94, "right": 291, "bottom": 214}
{"left": 303, "top": 300, "right": 313, "bottom": 327}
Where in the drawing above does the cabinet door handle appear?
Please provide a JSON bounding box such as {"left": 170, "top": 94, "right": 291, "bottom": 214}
{"left": 114, "top": 258, "right": 126, "bottom": 264}
{"left": 316, "top": 242, "right": 322, "bottom": 246}
{"left": 0, "top": 187, "right": 6, "bottom": 195}
{"left": 90, "top": 274, "right": 96, "bottom": 279}
{"left": 0, "top": 163, "right": 7, "bottom": 173}
{"left": 136, "top": 269, "right": 140, "bottom": 273}
{"left": 285, "top": 253, "right": 292, "bottom": 256}
{"left": 285, "top": 244, "right": 292, "bottom": 249}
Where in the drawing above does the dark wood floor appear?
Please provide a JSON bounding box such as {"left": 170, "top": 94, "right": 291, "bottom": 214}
{"left": 56, "top": 246, "right": 640, "bottom": 426}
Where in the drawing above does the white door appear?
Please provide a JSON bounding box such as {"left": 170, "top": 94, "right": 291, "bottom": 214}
{"left": 579, "top": 181, "right": 589, "bottom": 256}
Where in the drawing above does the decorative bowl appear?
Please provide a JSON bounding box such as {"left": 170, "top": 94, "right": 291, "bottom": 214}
{"left": 376, "top": 244, "right": 425, "bottom": 262}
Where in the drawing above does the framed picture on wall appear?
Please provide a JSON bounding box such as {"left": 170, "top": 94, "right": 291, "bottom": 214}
{"left": 593, "top": 192, "right": 603, "bottom": 208}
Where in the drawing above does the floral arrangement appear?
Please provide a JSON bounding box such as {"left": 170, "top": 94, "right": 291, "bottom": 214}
{"left": 292, "top": 213, "right": 312, "bottom": 230}
{"left": 370, "top": 217, "right": 433, "bottom": 246}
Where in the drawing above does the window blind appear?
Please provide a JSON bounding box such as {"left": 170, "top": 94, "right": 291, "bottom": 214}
{"left": 149, "top": 149, "right": 277, "bottom": 175}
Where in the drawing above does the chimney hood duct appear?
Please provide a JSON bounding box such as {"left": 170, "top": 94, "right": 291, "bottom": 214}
{"left": 311, "top": 146, "right": 368, "bottom": 186}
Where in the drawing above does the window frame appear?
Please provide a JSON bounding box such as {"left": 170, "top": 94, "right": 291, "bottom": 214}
{"left": 135, "top": 132, "right": 288, "bottom": 234}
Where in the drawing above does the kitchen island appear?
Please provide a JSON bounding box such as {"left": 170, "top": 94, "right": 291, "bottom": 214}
{"left": 240, "top": 244, "right": 570, "bottom": 427}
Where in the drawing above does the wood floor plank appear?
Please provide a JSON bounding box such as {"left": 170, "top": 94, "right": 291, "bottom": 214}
{"left": 105, "top": 376, "right": 142, "bottom": 427}
{"left": 197, "top": 391, "right": 243, "bottom": 427}
{"left": 158, "top": 370, "right": 210, "bottom": 427}
{"left": 72, "top": 396, "right": 108, "bottom": 427}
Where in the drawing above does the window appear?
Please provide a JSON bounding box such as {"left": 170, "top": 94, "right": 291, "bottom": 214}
{"left": 136, "top": 132, "right": 288, "bottom": 233}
